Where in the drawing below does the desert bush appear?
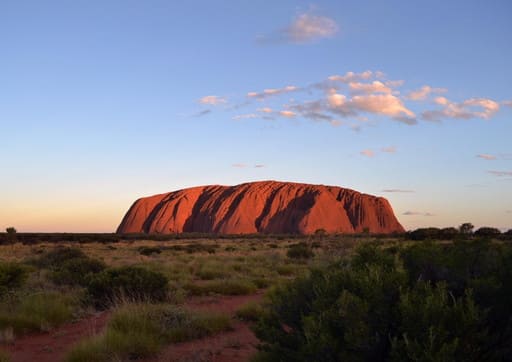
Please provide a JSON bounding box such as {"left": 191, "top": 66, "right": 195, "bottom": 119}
{"left": 50, "top": 257, "right": 106, "bottom": 286}
{"left": 0, "top": 263, "right": 28, "bottom": 295}
{"left": 66, "top": 303, "right": 231, "bottom": 362}
{"left": 474, "top": 227, "right": 501, "bottom": 237}
{"left": 87, "top": 266, "right": 168, "bottom": 307}
{"left": 253, "top": 242, "right": 512, "bottom": 361}
{"left": 138, "top": 246, "right": 162, "bottom": 256}
{"left": 32, "top": 247, "right": 87, "bottom": 268}
{"left": 287, "top": 243, "right": 314, "bottom": 260}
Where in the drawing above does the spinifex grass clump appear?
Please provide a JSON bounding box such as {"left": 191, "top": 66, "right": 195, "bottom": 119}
{"left": 0, "top": 262, "right": 28, "bottom": 295}
{"left": 66, "top": 303, "right": 231, "bottom": 362}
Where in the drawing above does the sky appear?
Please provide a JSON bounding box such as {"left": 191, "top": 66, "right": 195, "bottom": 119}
{"left": 1, "top": 0, "right": 511, "bottom": 232}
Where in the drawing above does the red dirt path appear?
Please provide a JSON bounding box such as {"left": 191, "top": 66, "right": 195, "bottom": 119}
{"left": 0, "top": 292, "right": 264, "bottom": 362}
{"left": 0, "top": 311, "right": 110, "bottom": 362}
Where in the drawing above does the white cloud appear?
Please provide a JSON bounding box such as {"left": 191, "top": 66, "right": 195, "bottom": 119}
{"left": 476, "top": 154, "right": 496, "bottom": 160}
{"left": 360, "top": 149, "right": 375, "bottom": 157}
{"left": 422, "top": 97, "right": 500, "bottom": 121}
{"left": 254, "top": 164, "right": 265, "bottom": 168}
{"left": 198, "top": 95, "right": 226, "bottom": 105}
{"left": 406, "top": 85, "right": 447, "bottom": 101}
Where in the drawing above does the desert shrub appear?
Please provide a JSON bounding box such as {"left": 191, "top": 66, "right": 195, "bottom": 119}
{"left": 287, "top": 244, "right": 314, "bottom": 260}
{"left": 51, "top": 257, "right": 106, "bottom": 286}
{"left": 185, "top": 243, "right": 217, "bottom": 254}
{"left": 32, "top": 247, "right": 87, "bottom": 268}
{"left": 0, "top": 292, "right": 74, "bottom": 335}
{"left": 253, "top": 242, "right": 512, "bottom": 361}
{"left": 474, "top": 227, "right": 501, "bottom": 238}
{"left": 87, "top": 266, "right": 168, "bottom": 307}
{"left": 138, "top": 246, "right": 161, "bottom": 256}
{"left": 0, "top": 263, "right": 28, "bottom": 295}
{"left": 66, "top": 303, "right": 231, "bottom": 362}
{"left": 225, "top": 246, "right": 236, "bottom": 252}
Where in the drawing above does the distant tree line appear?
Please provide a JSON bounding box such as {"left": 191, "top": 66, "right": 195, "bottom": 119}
{"left": 406, "top": 223, "right": 511, "bottom": 241}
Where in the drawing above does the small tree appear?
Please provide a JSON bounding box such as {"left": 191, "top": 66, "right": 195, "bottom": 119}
{"left": 459, "top": 222, "right": 474, "bottom": 235}
{"left": 5, "top": 227, "right": 17, "bottom": 244}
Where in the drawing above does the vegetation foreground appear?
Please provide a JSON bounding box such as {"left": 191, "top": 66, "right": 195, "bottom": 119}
{"left": 0, "top": 230, "right": 510, "bottom": 361}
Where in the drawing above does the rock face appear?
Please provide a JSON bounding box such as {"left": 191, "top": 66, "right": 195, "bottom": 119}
{"left": 117, "top": 181, "right": 404, "bottom": 234}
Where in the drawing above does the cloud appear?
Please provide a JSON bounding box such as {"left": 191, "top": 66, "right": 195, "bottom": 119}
{"left": 406, "top": 85, "right": 447, "bottom": 101}
{"left": 328, "top": 71, "right": 373, "bottom": 83}
{"left": 488, "top": 170, "right": 512, "bottom": 177}
{"left": 348, "top": 81, "right": 393, "bottom": 94}
{"left": 328, "top": 92, "right": 416, "bottom": 123}
{"left": 502, "top": 100, "right": 512, "bottom": 107}
{"left": 403, "top": 211, "right": 435, "bottom": 216}
{"left": 360, "top": 149, "right": 375, "bottom": 157}
{"left": 422, "top": 97, "right": 500, "bottom": 121}
{"left": 232, "top": 163, "right": 247, "bottom": 168}
{"left": 258, "top": 107, "right": 273, "bottom": 113}
{"left": 254, "top": 164, "right": 265, "bottom": 168}
{"left": 381, "top": 146, "right": 396, "bottom": 153}
{"left": 279, "top": 110, "right": 296, "bottom": 118}
{"left": 198, "top": 95, "right": 227, "bottom": 105}
{"left": 476, "top": 154, "right": 497, "bottom": 160}
{"left": 285, "top": 13, "right": 338, "bottom": 43}
{"left": 247, "top": 86, "right": 299, "bottom": 100}
{"left": 193, "top": 109, "right": 211, "bottom": 117}
{"left": 232, "top": 113, "right": 258, "bottom": 120}
{"left": 382, "top": 189, "right": 415, "bottom": 193}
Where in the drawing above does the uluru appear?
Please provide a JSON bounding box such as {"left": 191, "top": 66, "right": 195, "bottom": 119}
{"left": 117, "top": 181, "right": 404, "bottom": 234}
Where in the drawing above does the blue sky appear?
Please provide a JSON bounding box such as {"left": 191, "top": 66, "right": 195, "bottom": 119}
{"left": 1, "top": 0, "right": 511, "bottom": 232}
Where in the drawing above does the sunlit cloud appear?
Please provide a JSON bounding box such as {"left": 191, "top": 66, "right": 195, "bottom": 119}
{"left": 406, "top": 85, "right": 447, "bottom": 101}
{"left": 198, "top": 95, "right": 227, "bottom": 105}
{"left": 476, "top": 154, "right": 497, "bottom": 160}
{"left": 360, "top": 149, "right": 375, "bottom": 158}
{"left": 382, "top": 189, "right": 414, "bottom": 193}
{"left": 258, "top": 11, "right": 338, "bottom": 44}
{"left": 349, "top": 81, "right": 393, "bottom": 94}
{"left": 403, "top": 211, "right": 435, "bottom": 216}
{"left": 328, "top": 71, "right": 373, "bottom": 83}
{"left": 422, "top": 97, "right": 500, "bottom": 121}
{"left": 258, "top": 107, "right": 273, "bottom": 113}
{"left": 248, "top": 86, "right": 299, "bottom": 100}
{"left": 279, "top": 110, "right": 296, "bottom": 118}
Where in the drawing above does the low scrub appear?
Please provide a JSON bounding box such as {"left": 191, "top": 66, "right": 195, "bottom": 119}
{"left": 138, "top": 246, "right": 161, "bottom": 256}
{"left": 51, "top": 257, "right": 106, "bottom": 286}
{"left": 0, "top": 292, "right": 75, "bottom": 336}
{"left": 0, "top": 263, "right": 28, "bottom": 295}
{"left": 66, "top": 303, "right": 231, "bottom": 362}
{"left": 286, "top": 243, "right": 314, "bottom": 260}
{"left": 184, "top": 279, "right": 257, "bottom": 296}
{"left": 236, "top": 301, "right": 266, "bottom": 322}
{"left": 87, "top": 266, "right": 169, "bottom": 308}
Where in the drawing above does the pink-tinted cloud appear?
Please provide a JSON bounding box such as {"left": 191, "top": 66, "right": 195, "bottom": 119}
{"left": 328, "top": 71, "right": 373, "bottom": 83}
{"left": 360, "top": 149, "right": 375, "bottom": 157}
{"left": 381, "top": 146, "right": 396, "bottom": 153}
{"left": 232, "top": 113, "right": 258, "bottom": 120}
{"left": 476, "top": 154, "right": 497, "bottom": 160}
{"left": 488, "top": 170, "right": 512, "bottom": 177}
{"left": 422, "top": 97, "right": 500, "bottom": 121}
{"left": 348, "top": 81, "right": 393, "bottom": 94}
{"left": 406, "top": 85, "right": 447, "bottom": 101}
{"left": 279, "top": 110, "right": 296, "bottom": 118}
{"left": 198, "top": 95, "right": 227, "bottom": 105}
{"left": 285, "top": 13, "right": 338, "bottom": 43}
{"left": 232, "top": 163, "right": 247, "bottom": 168}
{"left": 247, "top": 86, "right": 298, "bottom": 100}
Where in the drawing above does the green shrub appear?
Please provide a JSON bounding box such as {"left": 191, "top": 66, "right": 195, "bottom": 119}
{"left": 66, "top": 303, "right": 231, "bottom": 362}
{"left": 0, "top": 263, "right": 28, "bottom": 294}
{"left": 87, "top": 266, "right": 168, "bottom": 307}
{"left": 50, "top": 257, "right": 106, "bottom": 286}
{"left": 33, "top": 247, "right": 87, "bottom": 268}
{"left": 236, "top": 301, "right": 266, "bottom": 321}
{"left": 286, "top": 244, "right": 314, "bottom": 259}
